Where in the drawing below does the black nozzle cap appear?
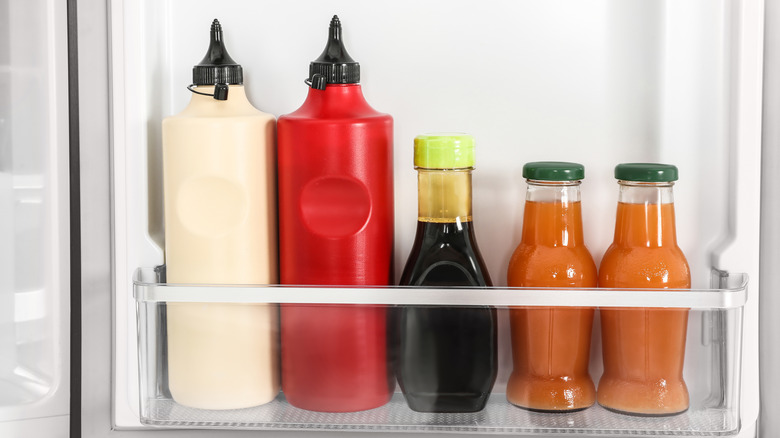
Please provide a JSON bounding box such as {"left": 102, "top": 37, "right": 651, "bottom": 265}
{"left": 192, "top": 19, "right": 243, "bottom": 85}
{"left": 308, "top": 15, "right": 360, "bottom": 85}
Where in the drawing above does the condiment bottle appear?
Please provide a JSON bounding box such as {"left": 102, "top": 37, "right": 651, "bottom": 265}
{"left": 506, "top": 162, "right": 597, "bottom": 412}
{"left": 598, "top": 163, "right": 690, "bottom": 415}
{"left": 397, "top": 133, "right": 497, "bottom": 413}
{"left": 161, "top": 19, "right": 279, "bottom": 409}
{"left": 277, "top": 15, "right": 394, "bottom": 412}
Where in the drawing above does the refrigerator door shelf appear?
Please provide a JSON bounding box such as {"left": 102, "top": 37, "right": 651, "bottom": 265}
{"left": 133, "top": 268, "right": 745, "bottom": 436}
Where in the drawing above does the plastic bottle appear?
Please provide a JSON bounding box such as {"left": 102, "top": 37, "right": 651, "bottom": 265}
{"left": 506, "top": 162, "right": 597, "bottom": 412}
{"left": 161, "top": 19, "right": 279, "bottom": 410}
{"left": 397, "top": 133, "right": 497, "bottom": 413}
{"left": 598, "top": 163, "right": 690, "bottom": 415}
{"left": 277, "top": 15, "right": 394, "bottom": 412}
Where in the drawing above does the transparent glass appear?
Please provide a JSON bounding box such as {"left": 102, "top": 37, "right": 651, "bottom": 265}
{"left": 600, "top": 180, "right": 691, "bottom": 416}
{"left": 416, "top": 168, "right": 472, "bottom": 222}
{"left": 134, "top": 267, "right": 744, "bottom": 435}
{"left": 399, "top": 166, "right": 495, "bottom": 413}
{"left": 507, "top": 180, "right": 597, "bottom": 412}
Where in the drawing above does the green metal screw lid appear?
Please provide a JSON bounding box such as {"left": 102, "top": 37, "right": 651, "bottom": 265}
{"left": 523, "top": 161, "right": 584, "bottom": 181}
{"left": 414, "top": 133, "right": 475, "bottom": 169}
{"left": 615, "top": 163, "right": 679, "bottom": 182}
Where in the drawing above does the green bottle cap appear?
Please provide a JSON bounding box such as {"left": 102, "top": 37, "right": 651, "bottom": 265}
{"left": 614, "top": 163, "right": 679, "bottom": 182}
{"left": 523, "top": 161, "right": 584, "bottom": 181}
{"left": 414, "top": 133, "right": 475, "bottom": 169}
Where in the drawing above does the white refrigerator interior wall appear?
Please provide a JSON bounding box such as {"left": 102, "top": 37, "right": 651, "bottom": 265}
{"left": 109, "top": 0, "right": 762, "bottom": 435}
{"left": 0, "top": 0, "right": 71, "bottom": 435}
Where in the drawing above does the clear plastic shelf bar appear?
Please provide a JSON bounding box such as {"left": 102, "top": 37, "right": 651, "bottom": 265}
{"left": 133, "top": 267, "right": 748, "bottom": 309}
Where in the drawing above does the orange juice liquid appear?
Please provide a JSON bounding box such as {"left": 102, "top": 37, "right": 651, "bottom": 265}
{"left": 598, "top": 201, "right": 690, "bottom": 415}
{"left": 507, "top": 200, "right": 597, "bottom": 411}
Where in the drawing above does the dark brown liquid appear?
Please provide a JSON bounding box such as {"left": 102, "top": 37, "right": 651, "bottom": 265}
{"left": 395, "top": 221, "right": 498, "bottom": 413}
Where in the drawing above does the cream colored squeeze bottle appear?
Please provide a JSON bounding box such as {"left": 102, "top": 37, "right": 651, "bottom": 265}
{"left": 161, "top": 19, "right": 279, "bottom": 410}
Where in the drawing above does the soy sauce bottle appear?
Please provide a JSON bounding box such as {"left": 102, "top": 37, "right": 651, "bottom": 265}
{"left": 396, "top": 133, "right": 497, "bottom": 413}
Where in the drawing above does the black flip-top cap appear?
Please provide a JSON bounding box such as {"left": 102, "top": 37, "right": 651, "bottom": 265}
{"left": 309, "top": 15, "right": 360, "bottom": 84}
{"left": 192, "top": 19, "right": 243, "bottom": 85}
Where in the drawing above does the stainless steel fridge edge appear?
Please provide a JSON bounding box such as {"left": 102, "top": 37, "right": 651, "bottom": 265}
{"left": 759, "top": 0, "right": 780, "bottom": 436}
{"left": 77, "top": 0, "right": 113, "bottom": 434}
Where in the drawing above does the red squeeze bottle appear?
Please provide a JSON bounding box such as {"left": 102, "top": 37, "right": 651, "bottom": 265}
{"left": 277, "top": 15, "right": 394, "bottom": 412}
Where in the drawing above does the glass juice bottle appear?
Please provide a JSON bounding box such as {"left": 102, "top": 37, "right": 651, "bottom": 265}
{"left": 397, "top": 133, "right": 497, "bottom": 413}
{"left": 506, "top": 162, "right": 597, "bottom": 412}
{"left": 598, "top": 163, "right": 690, "bottom": 415}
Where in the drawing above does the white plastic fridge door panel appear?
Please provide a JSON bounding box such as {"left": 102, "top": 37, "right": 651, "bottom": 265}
{"left": 709, "top": 0, "right": 765, "bottom": 434}
{"left": 109, "top": 0, "right": 166, "bottom": 428}
{"left": 106, "top": 0, "right": 761, "bottom": 436}
{"left": 0, "top": 0, "right": 71, "bottom": 433}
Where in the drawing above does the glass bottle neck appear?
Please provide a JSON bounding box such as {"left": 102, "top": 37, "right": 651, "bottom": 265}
{"left": 521, "top": 181, "right": 585, "bottom": 246}
{"left": 613, "top": 182, "right": 678, "bottom": 247}
{"left": 417, "top": 168, "right": 472, "bottom": 223}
